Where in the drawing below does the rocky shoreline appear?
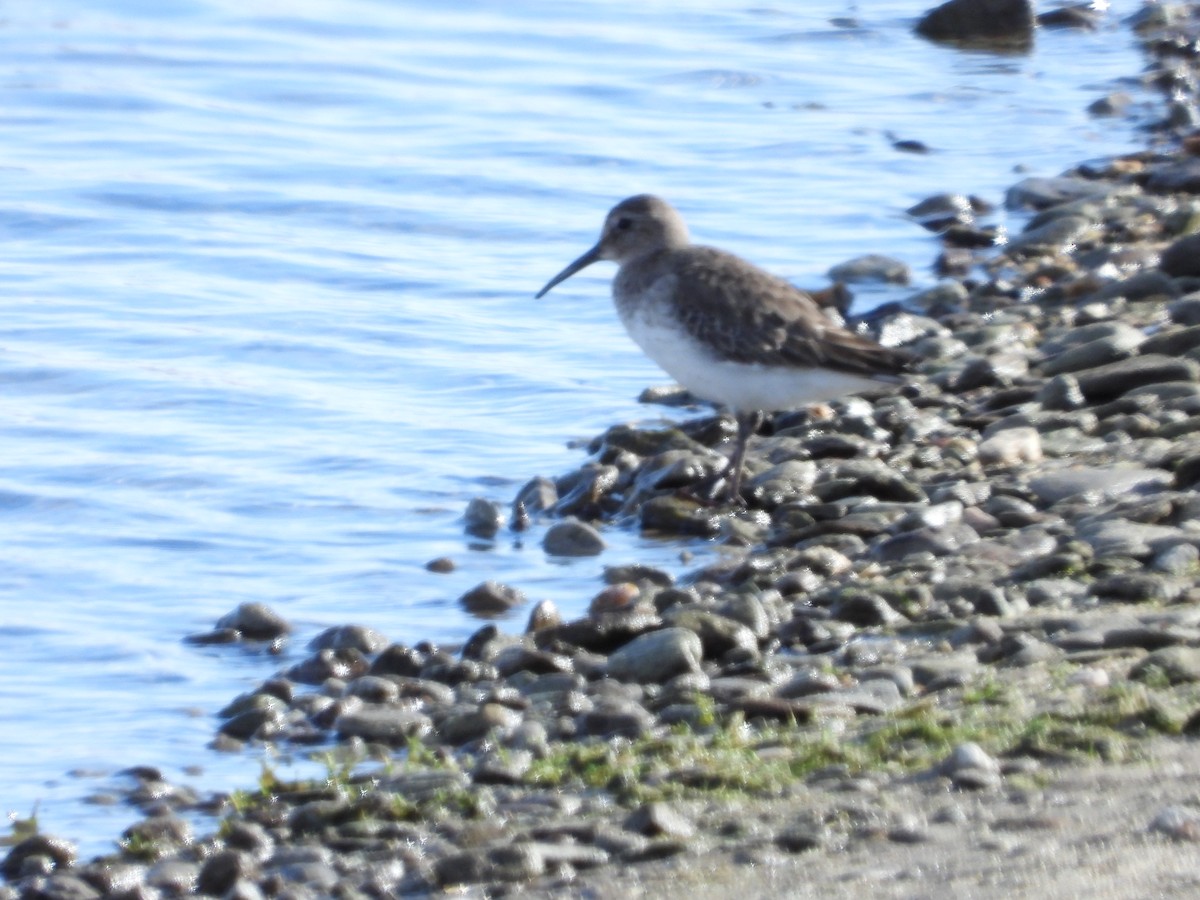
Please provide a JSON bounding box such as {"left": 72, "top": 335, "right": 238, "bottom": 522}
{"left": 10, "top": 4, "right": 1200, "bottom": 898}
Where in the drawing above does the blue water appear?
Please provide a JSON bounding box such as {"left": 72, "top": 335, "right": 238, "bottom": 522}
{"left": 0, "top": 0, "right": 1152, "bottom": 856}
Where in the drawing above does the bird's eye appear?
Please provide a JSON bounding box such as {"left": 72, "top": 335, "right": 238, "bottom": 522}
{"left": 615, "top": 217, "right": 632, "bottom": 230}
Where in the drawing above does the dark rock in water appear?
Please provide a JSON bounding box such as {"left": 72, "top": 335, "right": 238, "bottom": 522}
{"left": 308, "top": 624, "right": 388, "bottom": 653}
{"left": 1162, "top": 235, "right": 1200, "bottom": 278}
{"left": 1, "top": 834, "right": 76, "bottom": 878}
{"left": 542, "top": 518, "right": 606, "bottom": 556}
{"left": 459, "top": 580, "right": 526, "bottom": 617}
{"left": 425, "top": 556, "right": 456, "bottom": 573}
{"left": 916, "top": 0, "right": 1033, "bottom": 47}
{"left": 514, "top": 476, "right": 558, "bottom": 515}
{"left": 1038, "top": 5, "right": 1101, "bottom": 29}
{"left": 215, "top": 602, "right": 291, "bottom": 640}
{"left": 463, "top": 496, "right": 504, "bottom": 538}
{"left": 183, "top": 627, "right": 242, "bottom": 645}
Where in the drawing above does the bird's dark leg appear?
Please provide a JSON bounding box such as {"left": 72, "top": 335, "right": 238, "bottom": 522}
{"left": 724, "top": 410, "right": 762, "bottom": 503}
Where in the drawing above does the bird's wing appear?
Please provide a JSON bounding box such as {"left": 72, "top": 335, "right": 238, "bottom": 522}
{"left": 668, "top": 247, "right": 913, "bottom": 377}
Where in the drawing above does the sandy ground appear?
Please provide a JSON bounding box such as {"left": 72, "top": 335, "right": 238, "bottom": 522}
{"left": 512, "top": 735, "right": 1200, "bottom": 900}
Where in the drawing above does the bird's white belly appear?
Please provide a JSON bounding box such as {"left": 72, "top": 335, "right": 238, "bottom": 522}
{"left": 624, "top": 317, "right": 885, "bottom": 413}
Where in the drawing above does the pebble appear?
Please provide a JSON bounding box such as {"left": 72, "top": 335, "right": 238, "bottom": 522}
{"left": 606, "top": 627, "right": 703, "bottom": 683}
{"left": 214, "top": 602, "right": 292, "bottom": 640}
{"left": 542, "top": 517, "right": 607, "bottom": 556}
{"left": 459, "top": 580, "right": 526, "bottom": 616}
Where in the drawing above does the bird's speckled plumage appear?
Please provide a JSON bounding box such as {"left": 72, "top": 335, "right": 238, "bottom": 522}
{"left": 536, "top": 194, "right": 915, "bottom": 500}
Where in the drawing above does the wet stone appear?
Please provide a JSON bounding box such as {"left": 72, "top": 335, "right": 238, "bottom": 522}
{"left": 464, "top": 496, "right": 505, "bottom": 538}
{"left": 216, "top": 602, "right": 291, "bottom": 640}
{"left": 1, "top": 835, "right": 76, "bottom": 879}
{"left": 459, "top": 580, "right": 526, "bottom": 616}
{"left": 542, "top": 518, "right": 607, "bottom": 557}
{"left": 827, "top": 253, "right": 910, "bottom": 284}
{"left": 308, "top": 624, "right": 388, "bottom": 654}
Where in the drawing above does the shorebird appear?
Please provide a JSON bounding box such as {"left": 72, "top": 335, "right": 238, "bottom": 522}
{"left": 536, "top": 194, "right": 914, "bottom": 502}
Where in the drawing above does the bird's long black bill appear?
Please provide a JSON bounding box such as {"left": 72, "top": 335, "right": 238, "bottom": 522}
{"left": 535, "top": 244, "right": 602, "bottom": 298}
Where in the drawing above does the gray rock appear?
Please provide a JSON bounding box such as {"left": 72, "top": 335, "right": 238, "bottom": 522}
{"left": 1132, "top": 647, "right": 1200, "bottom": 684}
{"left": 1074, "top": 354, "right": 1200, "bottom": 402}
{"left": 1, "top": 835, "right": 75, "bottom": 879}
{"left": 1076, "top": 518, "right": 1184, "bottom": 558}
{"left": 577, "top": 700, "right": 656, "bottom": 738}
{"left": 436, "top": 701, "right": 522, "bottom": 745}
{"left": 827, "top": 253, "right": 911, "bottom": 284}
{"left": 1091, "top": 573, "right": 1184, "bottom": 604}
{"left": 215, "top": 602, "right": 291, "bottom": 640}
{"left": 197, "top": 850, "right": 259, "bottom": 897}
{"left": 463, "top": 496, "right": 504, "bottom": 538}
{"left": 474, "top": 748, "right": 534, "bottom": 785}
{"left": 308, "top": 624, "right": 388, "bottom": 653}
{"left": 938, "top": 742, "right": 1002, "bottom": 790}
{"left": 334, "top": 706, "right": 433, "bottom": 743}
{"left": 1040, "top": 333, "right": 1144, "bottom": 377}
{"left": 542, "top": 518, "right": 607, "bottom": 556}
{"left": 874, "top": 525, "right": 980, "bottom": 560}
{"left": 916, "top": 0, "right": 1032, "bottom": 45}
{"left": 1147, "top": 159, "right": 1200, "bottom": 195}
{"left": 606, "top": 627, "right": 703, "bottom": 683}
{"left": 1005, "top": 174, "right": 1105, "bottom": 210}
{"left": 459, "top": 580, "right": 526, "bottom": 616}
{"left": 1007, "top": 214, "right": 1095, "bottom": 256}
{"left": 665, "top": 608, "right": 759, "bottom": 659}
{"left": 624, "top": 802, "right": 695, "bottom": 838}
{"left": 26, "top": 874, "right": 100, "bottom": 899}
{"left": 1041, "top": 374, "right": 1089, "bottom": 415}
{"left": 1028, "top": 466, "right": 1172, "bottom": 505}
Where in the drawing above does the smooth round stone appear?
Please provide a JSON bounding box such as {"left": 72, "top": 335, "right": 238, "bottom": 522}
{"left": 308, "top": 624, "right": 388, "bottom": 653}
{"left": 463, "top": 496, "right": 504, "bottom": 538}
{"left": 215, "top": 602, "right": 291, "bottom": 640}
{"left": 827, "top": 253, "right": 910, "bottom": 284}
{"left": 605, "top": 627, "right": 703, "bottom": 683}
{"left": 1040, "top": 333, "right": 1144, "bottom": 377}
{"left": 542, "top": 518, "right": 607, "bottom": 556}
{"left": 459, "top": 580, "right": 526, "bottom": 616}
{"left": 939, "top": 741, "right": 1001, "bottom": 790}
